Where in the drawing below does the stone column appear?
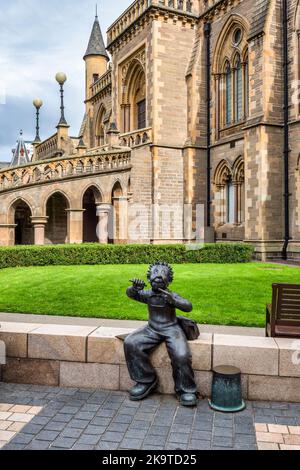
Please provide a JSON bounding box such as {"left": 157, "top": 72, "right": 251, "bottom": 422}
{"left": 96, "top": 204, "right": 111, "bottom": 244}
{"left": 66, "top": 209, "right": 85, "bottom": 244}
{"left": 233, "top": 183, "right": 239, "bottom": 225}
{"left": 116, "top": 196, "right": 128, "bottom": 244}
{"left": 0, "top": 224, "right": 17, "bottom": 246}
{"left": 31, "top": 217, "right": 48, "bottom": 246}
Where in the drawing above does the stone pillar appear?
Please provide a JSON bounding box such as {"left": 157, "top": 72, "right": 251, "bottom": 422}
{"left": 0, "top": 224, "right": 17, "bottom": 246}
{"left": 66, "top": 209, "right": 85, "bottom": 244}
{"left": 115, "top": 196, "right": 128, "bottom": 244}
{"left": 31, "top": 217, "right": 48, "bottom": 246}
{"left": 56, "top": 123, "right": 70, "bottom": 155}
{"left": 96, "top": 204, "right": 111, "bottom": 244}
{"left": 106, "top": 123, "right": 120, "bottom": 148}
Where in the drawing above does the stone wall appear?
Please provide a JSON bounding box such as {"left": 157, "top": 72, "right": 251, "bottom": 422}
{"left": 0, "top": 322, "right": 299, "bottom": 403}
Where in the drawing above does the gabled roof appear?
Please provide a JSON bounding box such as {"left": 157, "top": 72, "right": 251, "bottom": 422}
{"left": 10, "top": 131, "right": 30, "bottom": 167}
{"left": 84, "top": 16, "right": 109, "bottom": 60}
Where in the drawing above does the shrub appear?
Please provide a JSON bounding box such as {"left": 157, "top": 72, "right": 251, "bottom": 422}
{"left": 0, "top": 243, "right": 254, "bottom": 269}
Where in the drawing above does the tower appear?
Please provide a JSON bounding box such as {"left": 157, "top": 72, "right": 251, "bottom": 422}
{"left": 84, "top": 11, "right": 109, "bottom": 108}
{"left": 10, "top": 130, "right": 31, "bottom": 166}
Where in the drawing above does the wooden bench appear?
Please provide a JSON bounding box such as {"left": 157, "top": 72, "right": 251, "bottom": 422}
{"left": 266, "top": 283, "right": 300, "bottom": 337}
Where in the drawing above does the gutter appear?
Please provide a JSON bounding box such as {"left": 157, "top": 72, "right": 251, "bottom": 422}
{"left": 204, "top": 22, "right": 212, "bottom": 227}
{"left": 282, "top": 0, "right": 291, "bottom": 260}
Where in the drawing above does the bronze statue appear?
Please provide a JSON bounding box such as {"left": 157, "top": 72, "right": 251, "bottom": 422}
{"left": 124, "top": 262, "right": 198, "bottom": 407}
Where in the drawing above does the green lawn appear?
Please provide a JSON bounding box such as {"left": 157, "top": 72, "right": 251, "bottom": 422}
{"left": 0, "top": 263, "right": 299, "bottom": 327}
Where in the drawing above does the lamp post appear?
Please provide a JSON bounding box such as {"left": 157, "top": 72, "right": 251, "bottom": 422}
{"left": 33, "top": 98, "right": 43, "bottom": 143}
{"left": 55, "top": 72, "right": 67, "bottom": 126}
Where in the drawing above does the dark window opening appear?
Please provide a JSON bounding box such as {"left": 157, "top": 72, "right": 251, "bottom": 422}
{"left": 137, "top": 99, "right": 146, "bottom": 130}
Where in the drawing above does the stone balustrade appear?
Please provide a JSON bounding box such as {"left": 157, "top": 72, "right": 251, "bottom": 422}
{"left": 91, "top": 69, "right": 112, "bottom": 98}
{"left": 119, "top": 127, "right": 152, "bottom": 148}
{"left": 107, "top": 0, "right": 198, "bottom": 45}
{"left": 0, "top": 151, "right": 131, "bottom": 194}
{"left": 1, "top": 322, "right": 300, "bottom": 402}
{"left": 35, "top": 133, "right": 58, "bottom": 161}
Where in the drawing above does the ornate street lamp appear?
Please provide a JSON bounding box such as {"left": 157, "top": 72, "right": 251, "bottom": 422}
{"left": 55, "top": 72, "right": 68, "bottom": 126}
{"left": 33, "top": 98, "right": 43, "bottom": 143}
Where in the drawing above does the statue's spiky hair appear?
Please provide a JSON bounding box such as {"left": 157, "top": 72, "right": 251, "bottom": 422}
{"left": 147, "top": 261, "right": 174, "bottom": 284}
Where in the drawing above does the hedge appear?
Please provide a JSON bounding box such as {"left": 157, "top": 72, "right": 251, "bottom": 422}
{"left": 0, "top": 243, "right": 254, "bottom": 269}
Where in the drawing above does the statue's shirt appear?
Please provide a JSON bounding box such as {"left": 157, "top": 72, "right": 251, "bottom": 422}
{"left": 126, "top": 287, "right": 192, "bottom": 331}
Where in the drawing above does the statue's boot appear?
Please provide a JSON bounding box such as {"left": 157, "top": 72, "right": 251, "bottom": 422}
{"left": 178, "top": 393, "right": 198, "bottom": 407}
{"left": 129, "top": 380, "right": 158, "bottom": 401}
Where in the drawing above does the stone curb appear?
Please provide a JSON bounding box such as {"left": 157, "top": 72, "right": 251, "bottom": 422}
{"left": 0, "top": 322, "right": 299, "bottom": 402}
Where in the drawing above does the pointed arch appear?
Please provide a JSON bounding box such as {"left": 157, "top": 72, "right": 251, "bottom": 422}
{"left": 233, "top": 155, "right": 245, "bottom": 182}
{"left": 213, "top": 159, "right": 245, "bottom": 226}
{"left": 82, "top": 185, "right": 103, "bottom": 243}
{"left": 8, "top": 196, "right": 35, "bottom": 224}
{"left": 44, "top": 191, "right": 70, "bottom": 244}
{"left": 214, "top": 160, "right": 232, "bottom": 186}
{"left": 213, "top": 14, "right": 249, "bottom": 129}
{"left": 8, "top": 198, "right": 34, "bottom": 245}
{"left": 212, "top": 14, "right": 250, "bottom": 73}
{"left": 95, "top": 104, "right": 107, "bottom": 147}
{"left": 121, "top": 59, "right": 146, "bottom": 133}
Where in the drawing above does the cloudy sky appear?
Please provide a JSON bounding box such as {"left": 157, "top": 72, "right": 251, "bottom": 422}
{"left": 0, "top": 0, "right": 130, "bottom": 162}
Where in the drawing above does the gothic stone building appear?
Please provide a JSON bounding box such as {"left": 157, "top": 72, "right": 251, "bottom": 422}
{"left": 0, "top": 0, "right": 299, "bottom": 260}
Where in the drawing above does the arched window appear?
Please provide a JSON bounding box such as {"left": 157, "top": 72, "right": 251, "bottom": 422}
{"left": 121, "top": 60, "right": 146, "bottom": 133}
{"left": 226, "top": 179, "right": 235, "bottom": 223}
{"left": 233, "top": 156, "right": 245, "bottom": 224}
{"left": 244, "top": 52, "right": 249, "bottom": 118}
{"left": 214, "top": 158, "right": 245, "bottom": 226}
{"left": 235, "top": 55, "right": 243, "bottom": 122}
{"left": 225, "top": 62, "right": 232, "bottom": 125}
{"left": 95, "top": 107, "right": 106, "bottom": 147}
{"left": 213, "top": 20, "right": 249, "bottom": 131}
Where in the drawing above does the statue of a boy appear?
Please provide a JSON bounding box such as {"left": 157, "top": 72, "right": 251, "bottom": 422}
{"left": 124, "top": 262, "right": 198, "bottom": 407}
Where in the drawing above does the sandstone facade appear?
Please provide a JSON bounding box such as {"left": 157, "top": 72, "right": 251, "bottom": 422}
{"left": 0, "top": 0, "right": 299, "bottom": 259}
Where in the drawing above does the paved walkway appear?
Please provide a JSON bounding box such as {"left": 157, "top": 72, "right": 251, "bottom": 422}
{"left": 1, "top": 383, "right": 300, "bottom": 450}
{"left": 0, "top": 313, "right": 265, "bottom": 337}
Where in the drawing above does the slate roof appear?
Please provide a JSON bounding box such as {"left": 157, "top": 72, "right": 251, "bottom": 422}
{"left": 84, "top": 16, "right": 109, "bottom": 60}
{"left": 79, "top": 112, "right": 87, "bottom": 138}
{"left": 10, "top": 131, "right": 30, "bottom": 167}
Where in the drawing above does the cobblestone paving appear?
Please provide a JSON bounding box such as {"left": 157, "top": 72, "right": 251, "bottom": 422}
{"left": 1, "top": 383, "right": 300, "bottom": 450}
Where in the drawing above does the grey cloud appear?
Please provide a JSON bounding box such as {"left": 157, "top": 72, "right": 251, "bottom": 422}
{"left": 0, "top": 0, "right": 130, "bottom": 161}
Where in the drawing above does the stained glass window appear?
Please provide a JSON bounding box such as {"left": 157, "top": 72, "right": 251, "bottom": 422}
{"left": 235, "top": 55, "right": 243, "bottom": 121}
{"left": 225, "top": 62, "right": 232, "bottom": 125}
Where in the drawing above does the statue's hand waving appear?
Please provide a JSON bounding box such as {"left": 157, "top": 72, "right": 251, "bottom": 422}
{"left": 131, "top": 279, "right": 146, "bottom": 291}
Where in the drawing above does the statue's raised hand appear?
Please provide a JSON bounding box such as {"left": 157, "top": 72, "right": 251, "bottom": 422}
{"left": 131, "top": 279, "right": 146, "bottom": 291}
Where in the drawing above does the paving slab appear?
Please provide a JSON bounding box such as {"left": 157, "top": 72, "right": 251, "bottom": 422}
{"left": 0, "top": 382, "right": 298, "bottom": 450}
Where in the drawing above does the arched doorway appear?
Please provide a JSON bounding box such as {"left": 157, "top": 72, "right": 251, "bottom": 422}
{"left": 83, "top": 186, "right": 102, "bottom": 243}
{"left": 45, "top": 192, "right": 69, "bottom": 244}
{"left": 12, "top": 200, "right": 34, "bottom": 245}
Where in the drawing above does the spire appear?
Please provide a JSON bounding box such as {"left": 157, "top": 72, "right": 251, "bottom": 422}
{"left": 10, "top": 130, "right": 30, "bottom": 167}
{"left": 84, "top": 11, "right": 109, "bottom": 60}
